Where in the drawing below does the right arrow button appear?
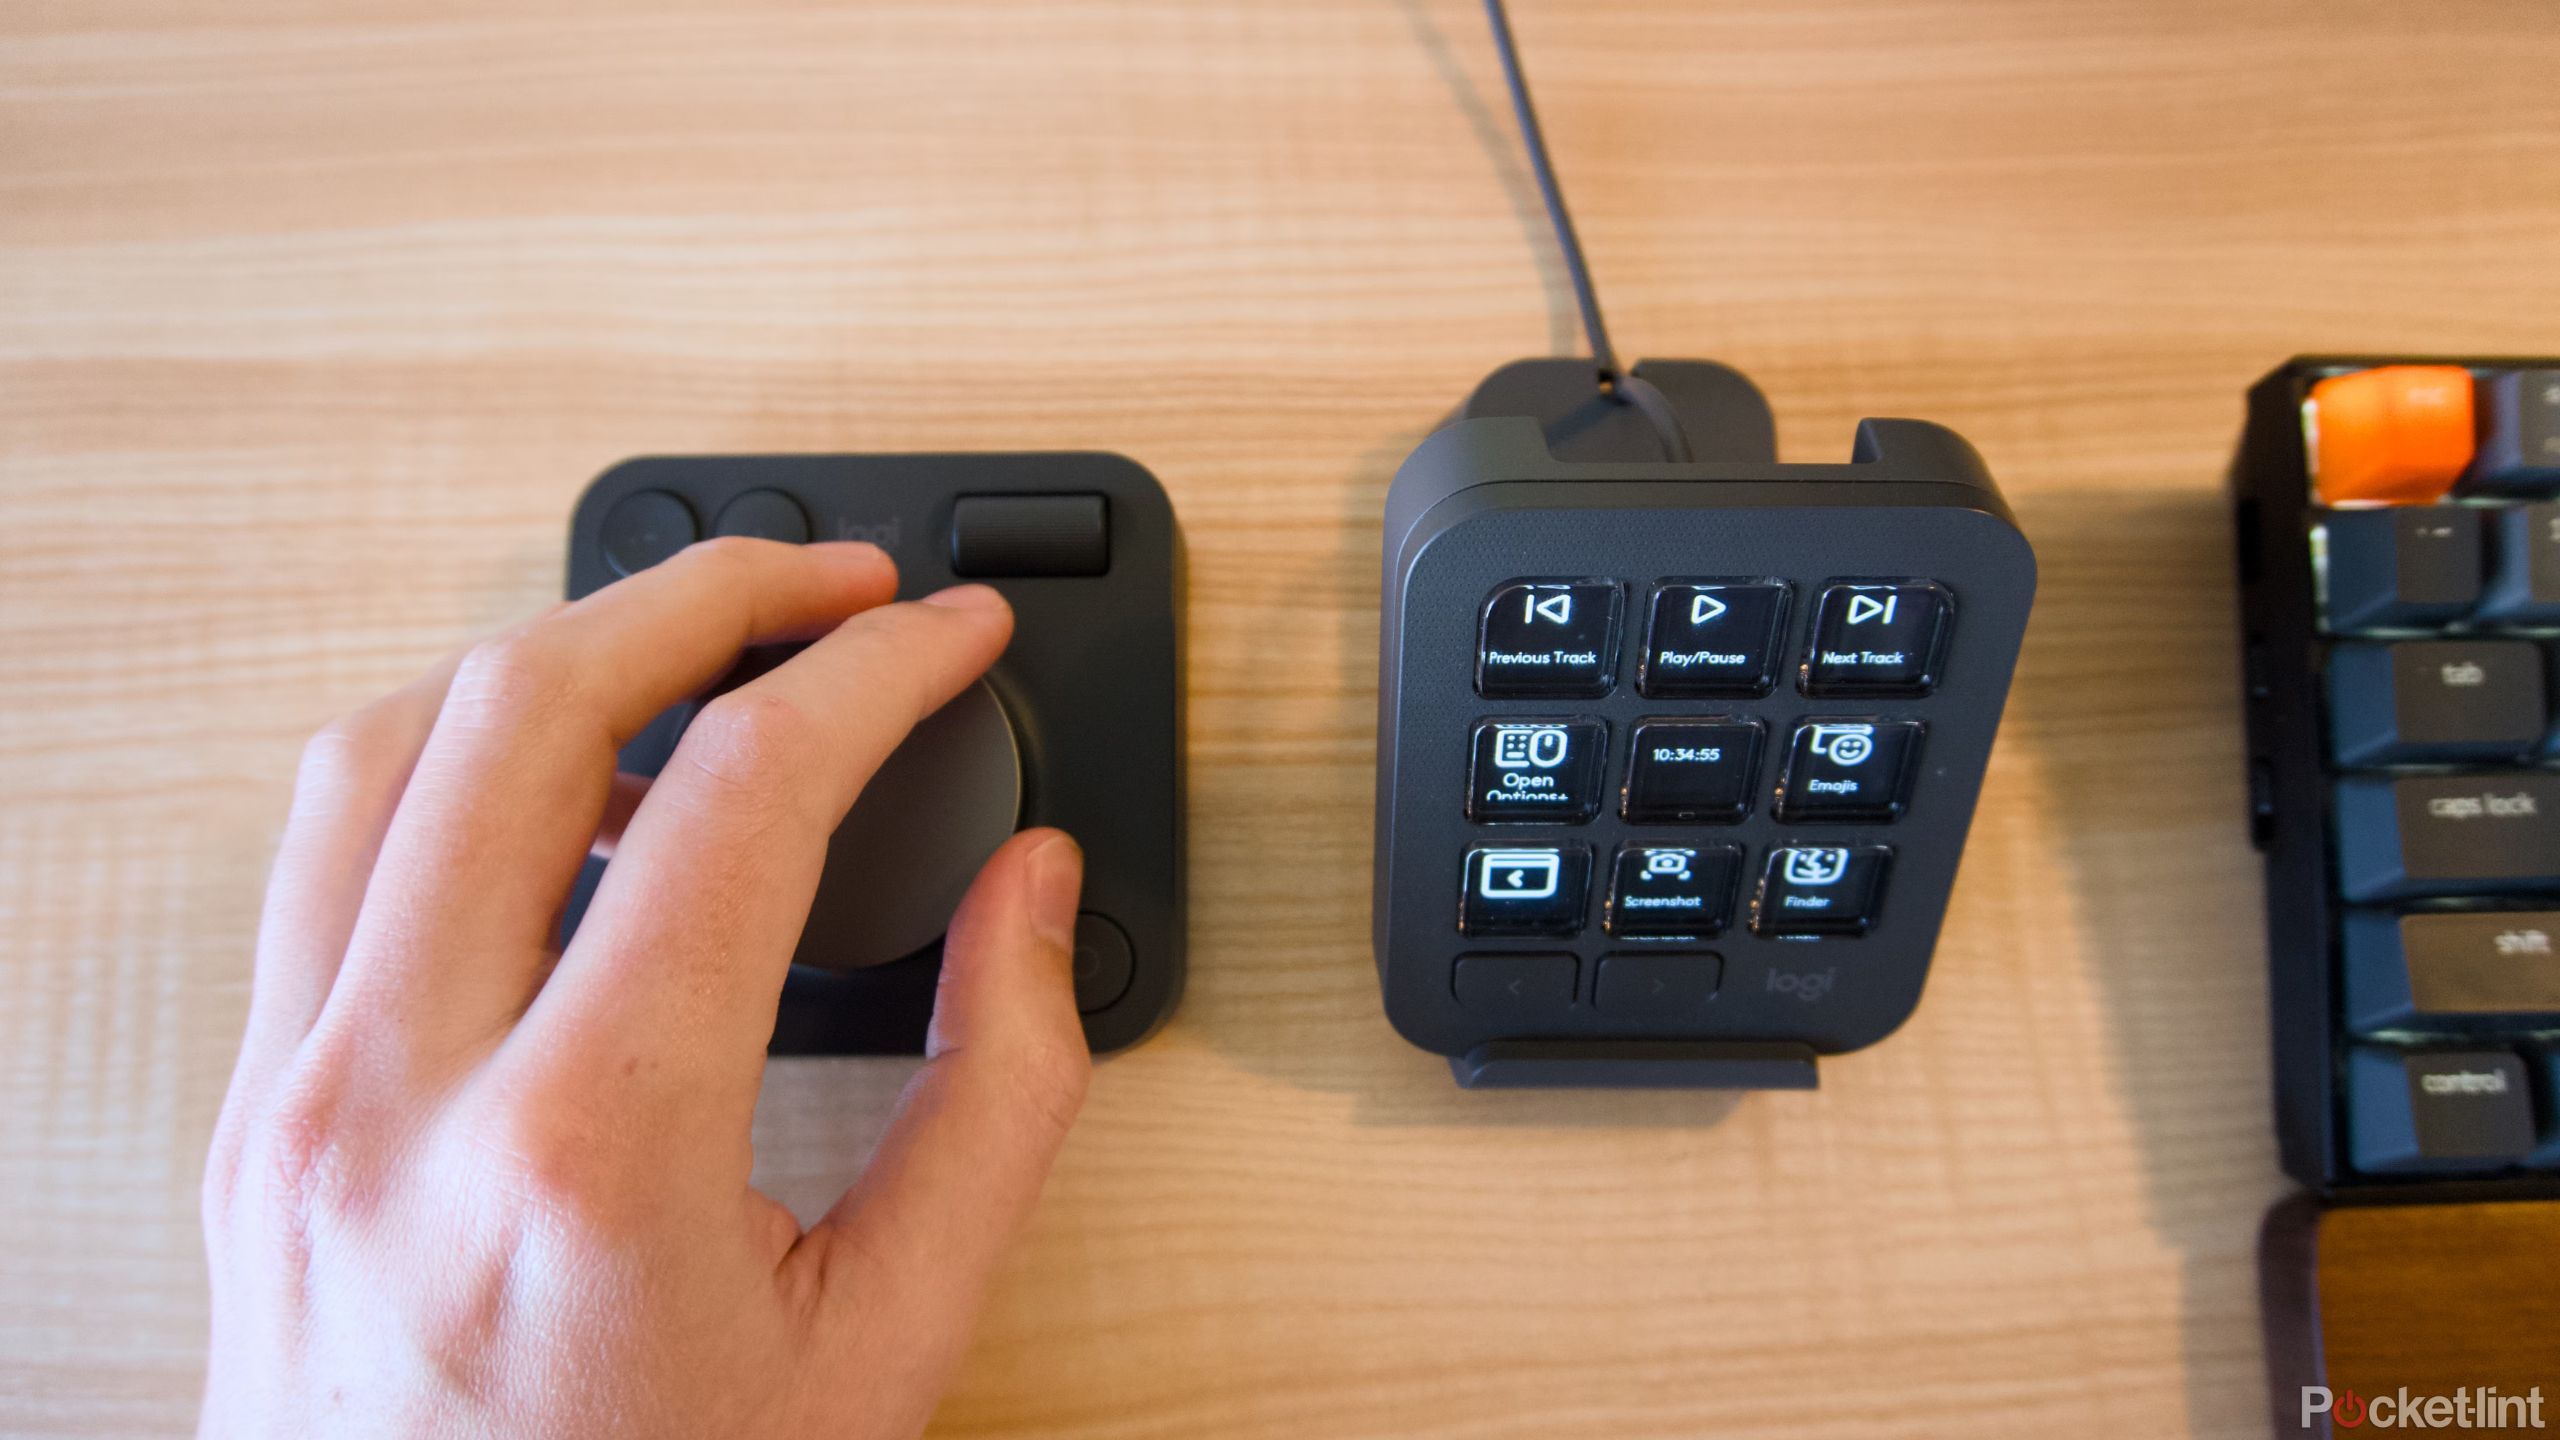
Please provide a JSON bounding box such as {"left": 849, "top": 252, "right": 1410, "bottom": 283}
{"left": 1594, "top": 953, "right": 1721, "bottom": 1020}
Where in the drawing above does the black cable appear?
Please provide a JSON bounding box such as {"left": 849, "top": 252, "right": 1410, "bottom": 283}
{"left": 1482, "top": 0, "right": 1692, "bottom": 462}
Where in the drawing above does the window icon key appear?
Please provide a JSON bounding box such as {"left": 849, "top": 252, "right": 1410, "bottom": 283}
{"left": 1460, "top": 844, "right": 1591, "bottom": 935}
{"left": 1479, "top": 850, "right": 1561, "bottom": 900}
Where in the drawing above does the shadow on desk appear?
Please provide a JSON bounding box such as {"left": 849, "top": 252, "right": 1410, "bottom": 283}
{"left": 2003, "top": 483, "right": 2282, "bottom": 1434}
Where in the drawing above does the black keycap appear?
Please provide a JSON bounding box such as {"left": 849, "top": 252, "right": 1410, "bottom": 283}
{"left": 600, "top": 489, "right": 699, "bottom": 576}
{"left": 1452, "top": 953, "right": 1578, "bottom": 1018}
{"left": 1070, "top": 913, "right": 1135, "bottom": 1014}
{"left": 1459, "top": 844, "right": 1591, "bottom": 936}
{"left": 2463, "top": 369, "right": 2560, "bottom": 495}
{"left": 1774, "top": 718, "right": 1923, "bottom": 822}
{"left": 2478, "top": 501, "right": 2560, "bottom": 624}
{"left": 1604, "top": 843, "right": 1742, "bottom": 938}
{"left": 1801, "top": 581, "right": 1952, "bottom": 696}
{"left": 1476, "top": 579, "right": 1622, "bottom": 697}
{"left": 1466, "top": 718, "right": 1608, "bottom": 823}
{"left": 2334, "top": 773, "right": 2560, "bottom": 902}
{"left": 1593, "top": 953, "right": 1720, "bottom": 1020}
{"left": 2347, "top": 1047, "right": 2536, "bottom": 1174}
{"left": 2539, "top": 1053, "right": 2560, "bottom": 1168}
{"left": 2344, "top": 910, "right": 2560, "bottom": 1034}
{"left": 2321, "top": 506, "right": 2483, "bottom": 631}
{"left": 1621, "top": 719, "right": 1762, "bottom": 824}
{"left": 2326, "top": 639, "right": 2546, "bottom": 766}
{"left": 948, "top": 493, "right": 1109, "bottom": 577}
{"left": 712, "top": 488, "right": 811, "bottom": 543}
{"left": 1637, "top": 580, "right": 1789, "bottom": 697}
{"left": 1751, "top": 844, "right": 1891, "bottom": 937}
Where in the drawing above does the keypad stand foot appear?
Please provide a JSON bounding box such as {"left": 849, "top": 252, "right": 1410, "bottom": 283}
{"left": 1451, "top": 1040, "right": 1820, "bottom": 1090}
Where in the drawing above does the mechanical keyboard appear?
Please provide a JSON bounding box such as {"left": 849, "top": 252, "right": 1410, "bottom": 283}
{"left": 2234, "top": 357, "right": 2560, "bottom": 1198}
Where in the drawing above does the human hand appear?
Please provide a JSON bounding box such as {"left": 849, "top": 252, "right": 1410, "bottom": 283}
{"left": 199, "top": 539, "right": 1092, "bottom": 1439}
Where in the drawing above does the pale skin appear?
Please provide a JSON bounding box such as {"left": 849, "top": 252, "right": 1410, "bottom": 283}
{"left": 199, "top": 539, "right": 1093, "bottom": 1438}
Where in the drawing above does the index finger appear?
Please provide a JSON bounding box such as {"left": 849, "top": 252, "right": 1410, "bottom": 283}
{"left": 503, "top": 585, "right": 1018, "bottom": 1139}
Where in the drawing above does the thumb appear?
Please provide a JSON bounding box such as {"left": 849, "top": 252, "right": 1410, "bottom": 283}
{"left": 799, "top": 829, "right": 1091, "bottom": 1379}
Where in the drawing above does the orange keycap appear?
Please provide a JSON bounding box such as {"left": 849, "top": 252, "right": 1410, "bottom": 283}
{"left": 2309, "top": 365, "right": 2476, "bottom": 505}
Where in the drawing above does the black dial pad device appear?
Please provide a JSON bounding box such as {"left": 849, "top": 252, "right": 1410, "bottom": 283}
{"left": 562, "top": 453, "right": 1183, "bottom": 1056}
{"left": 1375, "top": 360, "right": 2036, "bottom": 1089}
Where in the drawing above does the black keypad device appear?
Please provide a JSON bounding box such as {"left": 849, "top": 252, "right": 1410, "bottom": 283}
{"left": 1376, "top": 386, "right": 2035, "bottom": 1088}
{"left": 2235, "top": 356, "right": 2560, "bottom": 1197}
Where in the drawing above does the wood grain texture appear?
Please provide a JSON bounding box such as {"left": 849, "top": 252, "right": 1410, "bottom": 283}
{"left": 7, "top": 0, "right": 2560, "bottom": 1434}
{"left": 2315, "top": 1203, "right": 2560, "bottom": 1405}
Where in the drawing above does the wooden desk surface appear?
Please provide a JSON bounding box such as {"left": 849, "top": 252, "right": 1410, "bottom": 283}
{"left": 7, "top": 1, "right": 2560, "bottom": 1434}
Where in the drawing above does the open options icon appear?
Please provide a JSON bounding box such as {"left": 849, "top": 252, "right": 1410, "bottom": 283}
{"left": 1492, "top": 724, "right": 1571, "bottom": 769}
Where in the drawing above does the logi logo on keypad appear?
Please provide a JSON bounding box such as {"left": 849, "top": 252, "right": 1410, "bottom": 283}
{"left": 1765, "top": 968, "right": 1837, "bottom": 1003}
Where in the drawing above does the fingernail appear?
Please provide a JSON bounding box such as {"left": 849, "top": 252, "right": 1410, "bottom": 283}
{"left": 1027, "top": 832, "right": 1083, "bottom": 955}
{"left": 921, "top": 583, "right": 1008, "bottom": 613}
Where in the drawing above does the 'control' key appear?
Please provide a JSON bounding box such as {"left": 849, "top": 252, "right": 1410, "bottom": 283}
{"left": 2348, "top": 1047, "right": 2537, "bottom": 1174}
